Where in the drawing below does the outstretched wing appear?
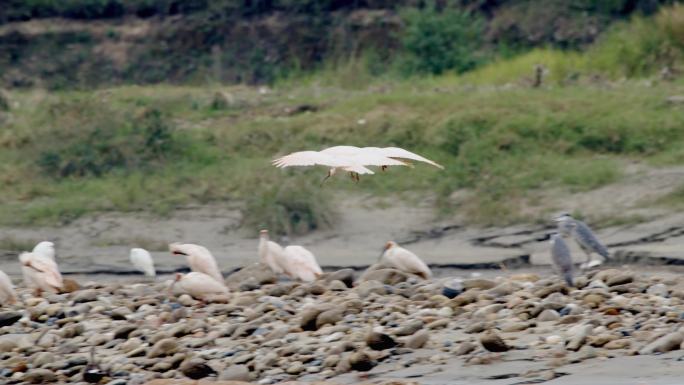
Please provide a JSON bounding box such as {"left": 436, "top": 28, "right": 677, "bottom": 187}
{"left": 272, "top": 151, "right": 343, "bottom": 168}
{"left": 373, "top": 147, "right": 444, "bottom": 169}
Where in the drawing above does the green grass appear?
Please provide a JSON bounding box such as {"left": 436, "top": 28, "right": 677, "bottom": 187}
{"left": 2, "top": 77, "right": 684, "bottom": 231}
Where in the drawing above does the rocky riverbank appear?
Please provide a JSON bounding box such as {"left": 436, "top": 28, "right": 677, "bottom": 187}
{"left": 0, "top": 264, "right": 683, "bottom": 384}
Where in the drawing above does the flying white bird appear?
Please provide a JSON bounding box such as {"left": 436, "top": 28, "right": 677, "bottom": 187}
{"left": 258, "top": 230, "right": 289, "bottom": 275}
{"left": 171, "top": 272, "right": 229, "bottom": 300}
{"left": 365, "top": 147, "right": 444, "bottom": 169}
{"left": 0, "top": 270, "right": 17, "bottom": 305}
{"left": 272, "top": 145, "right": 442, "bottom": 182}
{"left": 129, "top": 248, "right": 156, "bottom": 277}
{"left": 283, "top": 245, "right": 323, "bottom": 282}
{"left": 32, "top": 241, "right": 55, "bottom": 261}
{"left": 169, "top": 243, "right": 224, "bottom": 284}
{"left": 19, "top": 251, "right": 63, "bottom": 295}
{"left": 380, "top": 241, "right": 432, "bottom": 279}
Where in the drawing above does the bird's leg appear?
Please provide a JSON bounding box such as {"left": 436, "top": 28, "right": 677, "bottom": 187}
{"left": 34, "top": 288, "right": 43, "bottom": 297}
{"left": 579, "top": 250, "right": 593, "bottom": 270}
{"left": 381, "top": 165, "right": 387, "bottom": 172}
{"left": 320, "top": 170, "right": 332, "bottom": 186}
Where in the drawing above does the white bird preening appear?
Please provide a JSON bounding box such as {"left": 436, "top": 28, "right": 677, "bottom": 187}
{"left": 258, "top": 230, "right": 323, "bottom": 282}
{"left": 170, "top": 272, "right": 229, "bottom": 301}
{"left": 380, "top": 241, "right": 432, "bottom": 279}
{"left": 32, "top": 241, "right": 55, "bottom": 261}
{"left": 129, "top": 248, "right": 156, "bottom": 278}
{"left": 258, "top": 230, "right": 288, "bottom": 275}
{"left": 272, "top": 145, "right": 443, "bottom": 183}
{"left": 19, "top": 251, "right": 63, "bottom": 295}
{"left": 283, "top": 245, "right": 323, "bottom": 282}
{"left": 169, "top": 243, "right": 224, "bottom": 284}
{"left": 0, "top": 270, "right": 17, "bottom": 305}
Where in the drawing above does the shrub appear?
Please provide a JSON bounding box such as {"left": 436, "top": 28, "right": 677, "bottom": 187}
{"left": 37, "top": 102, "right": 180, "bottom": 178}
{"left": 399, "top": 4, "right": 485, "bottom": 75}
{"left": 243, "top": 177, "right": 337, "bottom": 236}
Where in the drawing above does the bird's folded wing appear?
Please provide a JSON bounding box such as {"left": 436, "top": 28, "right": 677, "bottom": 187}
{"left": 31, "top": 258, "right": 62, "bottom": 287}
{"left": 272, "top": 151, "right": 343, "bottom": 168}
{"left": 376, "top": 147, "right": 444, "bottom": 169}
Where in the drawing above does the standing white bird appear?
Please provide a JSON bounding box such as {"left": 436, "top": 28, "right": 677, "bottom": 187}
{"left": 258, "top": 230, "right": 289, "bottom": 275}
{"left": 380, "top": 241, "right": 432, "bottom": 279}
{"left": 129, "top": 248, "right": 156, "bottom": 277}
{"left": 0, "top": 270, "right": 17, "bottom": 305}
{"left": 554, "top": 213, "right": 610, "bottom": 269}
{"left": 550, "top": 233, "right": 574, "bottom": 287}
{"left": 32, "top": 241, "right": 55, "bottom": 261}
{"left": 19, "top": 251, "right": 63, "bottom": 295}
{"left": 283, "top": 245, "right": 323, "bottom": 282}
{"left": 171, "top": 272, "right": 229, "bottom": 300}
{"left": 169, "top": 243, "right": 223, "bottom": 284}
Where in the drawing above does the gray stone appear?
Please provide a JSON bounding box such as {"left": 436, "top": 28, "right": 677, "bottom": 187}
{"left": 0, "top": 311, "right": 22, "bottom": 327}
{"left": 359, "top": 265, "right": 413, "bottom": 285}
{"left": 22, "top": 369, "right": 57, "bottom": 384}
{"left": 324, "top": 269, "right": 355, "bottom": 287}
{"left": 537, "top": 309, "right": 561, "bottom": 322}
{"left": 71, "top": 289, "right": 99, "bottom": 303}
{"left": 219, "top": 364, "right": 250, "bottom": 381}
{"left": 225, "top": 263, "right": 276, "bottom": 291}
{"left": 463, "top": 278, "right": 497, "bottom": 290}
{"left": 405, "top": 330, "right": 429, "bottom": 349}
{"left": 355, "top": 280, "right": 387, "bottom": 298}
{"left": 639, "top": 332, "right": 684, "bottom": 355}
{"left": 646, "top": 283, "right": 669, "bottom": 297}
{"left": 147, "top": 338, "right": 178, "bottom": 358}
{"left": 566, "top": 325, "right": 593, "bottom": 351}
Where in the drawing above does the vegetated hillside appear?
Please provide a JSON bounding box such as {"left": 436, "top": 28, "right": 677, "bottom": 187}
{"left": 2, "top": 3, "right": 684, "bottom": 236}
{"left": 0, "top": 0, "right": 672, "bottom": 88}
{"left": 3, "top": 76, "right": 684, "bottom": 234}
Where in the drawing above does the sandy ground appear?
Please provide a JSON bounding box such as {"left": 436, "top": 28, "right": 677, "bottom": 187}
{"left": 2, "top": 192, "right": 684, "bottom": 277}
{"left": 2, "top": 164, "right": 684, "bottom": 384}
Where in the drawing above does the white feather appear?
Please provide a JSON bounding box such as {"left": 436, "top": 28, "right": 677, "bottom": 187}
{"left": 129, "top": 248, "right": 156, "bottom": 277}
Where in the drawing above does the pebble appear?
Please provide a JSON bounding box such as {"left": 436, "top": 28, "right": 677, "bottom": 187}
{"left": 147, "top": 338, "right": 178, "bottom": 358}
{"left": 0, "top": 312, "right": 22, "bottom": 327}
{"left": 219, "top": 364, "right": 250, "bottom": 381}
{"left": 71, "top": 289, "right": 100, "bottom": 303}
{"left": 566, "top": 324, "right": 593, "bottom": 351}
{"left": 22, "top": 368, "right": 57, "bottom": 384}
{"left": 454, "top": 341, "right": 477, "bottom": 355}
{"left": 396, "top": 320, "right": 424, "bottom": 336}
{"left": 646, "top": 283, "right": 669, "bottom": 297}
{"left": 480, "top": 330, "right": 509, "bottom": 352}
{"left": 538, "top": 309, "right": 561, "bottom": 322}
{"left": 405, "top": 330, "right": 429, "bottom": 349}
{"left": 463, "top": 278, "right": 497, "bottom": 290}
{"left": 639, "top": 331, "right": 684, "bottom": 354}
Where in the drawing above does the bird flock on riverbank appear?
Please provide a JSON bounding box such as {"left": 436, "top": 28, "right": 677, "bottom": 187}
{"left": 0, "top": 146, "right": 611, "bottom": 304}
